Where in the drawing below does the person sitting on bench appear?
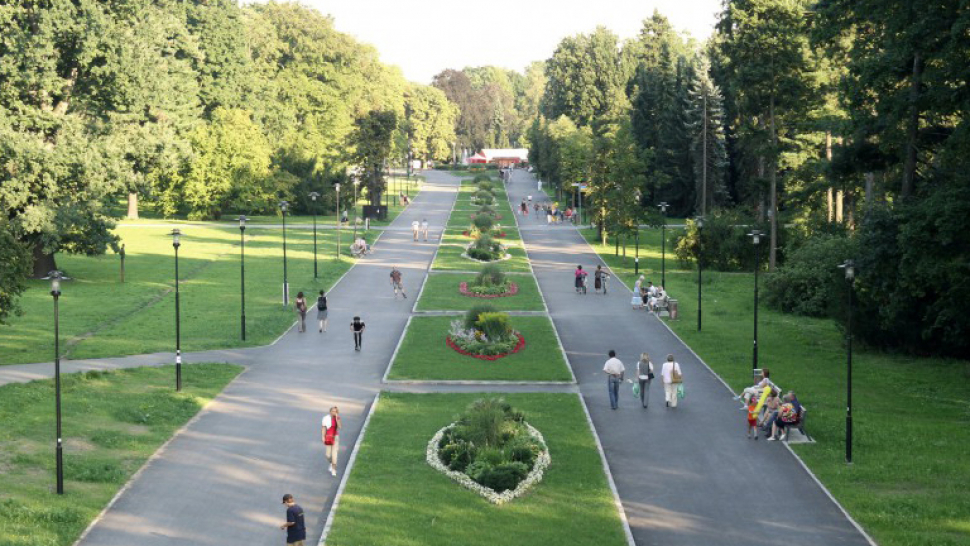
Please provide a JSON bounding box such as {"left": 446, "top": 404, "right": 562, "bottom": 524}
{"left": 769, "top": 391, "right": 802, "bottom": 441}
{"left": 351, "top": 237, "right": 370, "bottom": 256}
{"left": 736, "top": 368, "right": 780, "bottom": 409}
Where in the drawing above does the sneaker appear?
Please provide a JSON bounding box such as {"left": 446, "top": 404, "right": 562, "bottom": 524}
{"left": 754, "top": 435, "right": 759, "bottom": 440}
{"left": 403, "top": 294, "right": 407, "bottom": 298}
{"left": 779, "top": 433, "right": 787, "bottom": 441}
{"left": 733, "top": 395, "right": 742, "bottom": 400}
{"left": 330, "top": 468, "right": 336, "bottom": 476}
{"left": 767, "top": 437, "right": 777, "bottom": 441}
{"left": 739, "top": 406, "right": 748, "bottom": 411}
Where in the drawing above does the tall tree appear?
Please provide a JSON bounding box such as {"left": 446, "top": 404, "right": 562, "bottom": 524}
{"left": 350, "top": 110, "right": 398, "bottom": 206}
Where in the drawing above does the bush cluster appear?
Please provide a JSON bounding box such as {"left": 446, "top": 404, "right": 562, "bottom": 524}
{"left": 468, "top": 265, "right": 510, "bottom": 296}
{"left": 467, "top": 233, "right": 504, "bottom": 261}
{"left": 472, "top": 214, "right": 495, "bottom": 233}
{"left": 764, "top": 234, "right": 855, "bottom": 317}
{"left": 436, "top": 399, "right": 543, "bottom": 493}
{"left": 674, "top": 210, "right": 770, "bottom": 271}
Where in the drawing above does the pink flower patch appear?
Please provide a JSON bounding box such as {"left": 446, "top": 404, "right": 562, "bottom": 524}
{"left": 446, "top": 333, "right": 526, "bottom": 361}
{"left": 458, "top": 282, "right": 519, "bottom": 298}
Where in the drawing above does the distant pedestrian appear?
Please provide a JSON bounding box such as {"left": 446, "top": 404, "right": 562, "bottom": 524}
{"left": 350, "top": 316, "right": 365, "bottom": 351}
{"left": 594, "top": 265, "right": 609, "bottom": 294}
{"left": 280, "top": 494, "right": 306, "bottom": 546}
{"left": 390, "top": 267, "right": 406, "bottom": 299}
{"left": 421, "top": 218, "right": 429, "bottom": 241}
{"left": 747, "top": 397, "right": 760, "bottom": 440}
{"left": 322, "top": 406, "right": 342, "bottom": 476}
{"left": 295, "top": 292, "right": 308, "bottom": 333}
{"left": 411, "top": 220, "right": 420, "bottom": 241}
{"left": 547, "top": 206, "right": 554, "bottom": 225}
{"left": 316, "top": 290, "right": 328, "bottom": 333}
{"left": 574, "top": 265, "right": 587, "bottom": 294}
{"left": 661, "top": 354, "right": 683, "bottom": 408}
{"left": 632, "top": 276, "right": 644, "bottom": 309}
{"left": 636, "top": 353, "right": 655, "bottom": 408}
{"left": 603, "top": 350, "right": 625, "bottom": 410}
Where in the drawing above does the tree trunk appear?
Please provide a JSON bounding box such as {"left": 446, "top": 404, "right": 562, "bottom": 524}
{"left": 31, "top": 241, "right": 57, "bottom": 279}
{"left": 127, "top": 192, "right": 139, "bottom": 220}
{"left": 825, "top": 132, "right": 833, "bottom": 222}
{"left": 902, "top": 51, "right": 923, "bottom": 199}
{"left": 864, "top": 172, "right": 874, "bottom": 211}
{"left": 768, "top": 96, "right": 778, "bottom": 272}
{"left": 757, "top": 156, "right": 766, "bottom": 223}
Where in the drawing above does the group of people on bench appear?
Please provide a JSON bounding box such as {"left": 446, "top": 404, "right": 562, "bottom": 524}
{"left": 738, "top": 368, "right": 804, "bottom": 441}
{"left": 632, "top": 276, "right": 667, "bottom": 312}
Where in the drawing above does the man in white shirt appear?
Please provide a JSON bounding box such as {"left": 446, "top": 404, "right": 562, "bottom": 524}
{"left": 411, "top": 219, "right": 420, "bottom": 241}
{"left": 603, "top": 350, "right": 625, "bottom": 410}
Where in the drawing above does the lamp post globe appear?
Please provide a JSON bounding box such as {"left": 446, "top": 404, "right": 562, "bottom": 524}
{"left": 49, "top": 270, "right": 65, "bottom": 494}
{"left": 170, "top": 229, "right": 182, "bottom": 391}
{"left": 748, "top": 229, "right": 762, "bottom": 370}
{"left": 839, "top": 259, "right": 856, "bottom": 464}
{"left": 279, "top": 201, "right": 289, "bottom": 307}
{"left": 238, "top": 216, "right": 247, "bottom": 341}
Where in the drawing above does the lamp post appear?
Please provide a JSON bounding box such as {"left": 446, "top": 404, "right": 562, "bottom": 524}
{"left": 49, "top": 270, "right": 64, "bottom": 494}
{"left": 353, "top": 177, "right": 360, "bottom": 242}
{"left": 839, "top": 259, "right": 856, "bottom": 464}
{"left": 280, "top": 201, "right": 289, "bottom": 308}
{"left": 749, "top": 229, "right": 762, "bottom": 370}
{"left": 658, "top": 202, "right": 669, "bottom": 288}
{"left": 335, "top": 183, "right": 341, "bottom": 260}
{"left": 238, "top": 215, "right": 247, "bottom": 341}
{"left": 634, "top": 191, "right": 641, "bottom": 275}
{"left": 309, "top": 192, "right": 320, "bottom": 278}
{"left": 697, "top": 216, "right": 704, "bottom": 332}
{"left": 171, "top": 229, "right": 182, "bottom": 392}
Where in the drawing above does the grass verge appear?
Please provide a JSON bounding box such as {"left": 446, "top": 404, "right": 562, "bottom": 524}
{"left": 324, "top": 392, "right": 626, "bottom": 546}
{"left": 578, "top": 226, "right": 970, "bottom": 546}
{"left": 386, "top": 316, "right": 571, "bottom": 382}
{"left": 415, "top": 273, "right": 545, "bottom": 312}
{"left": 0, "top": 363, "right": 242, "bottom": 546}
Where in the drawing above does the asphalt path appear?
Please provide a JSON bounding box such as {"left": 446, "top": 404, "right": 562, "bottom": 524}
{"left": 506, "top": 169, "right": 871, "bottom": 546}
{"left": 70, "top": 171, "right": 460, "bottom": 546}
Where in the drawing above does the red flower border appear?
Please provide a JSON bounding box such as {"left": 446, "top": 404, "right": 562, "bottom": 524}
{"left": 462, "top": 230, "right": 507, "bottom": 238}
{"left": 446, "top": 332, "right": 526, "bottom": 361}
{"left": 459, "top": 281, "right": 519, "bottom": 298}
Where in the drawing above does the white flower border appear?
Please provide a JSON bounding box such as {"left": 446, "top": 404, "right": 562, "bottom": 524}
{"left": 461, "top": 241, "right": 512, "bottom": 263}
{"left": 426, "top": 421, "right": 551, "bottom": 505}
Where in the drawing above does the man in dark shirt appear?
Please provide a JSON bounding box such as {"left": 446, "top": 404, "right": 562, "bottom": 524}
{"left": 280, "top": 494, "right": 306, "bottom": 545}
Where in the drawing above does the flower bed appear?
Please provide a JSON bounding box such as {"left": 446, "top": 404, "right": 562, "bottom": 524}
{"left": 462, "top": 230, "right": 507, "bottom": 238}
{"left": 446, "top": 332, "right": 525, "bottom": 360}
{"left": 427, "top": 400, "right": 551, "bottom": 505}
{"left": 469, "top": 213, "right": 503, "bottom": 221}
{"left": 459, "top": 281, "right": 519, "bottom": 298}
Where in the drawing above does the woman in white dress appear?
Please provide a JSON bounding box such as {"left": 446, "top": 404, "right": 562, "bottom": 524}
{"left": 632, "top": 275, "right": 645, "bottom": 309}
{"left": 661, "top": 354, "right": 683, "bottom": 408}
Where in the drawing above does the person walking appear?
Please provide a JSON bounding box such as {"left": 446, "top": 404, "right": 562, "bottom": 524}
{"left": 280, "top": 494, "right": 306, "bottom": 546}
{"left": 632, "top": 276, "right": 645, "bottom": 309}
{"left": 411, "top": 219, "right": 420, "bottom": 241}
{"left": 421, "top": 218, "right": 429, "bottom": 241}
{"left": 594, "top": 265, "right": 609, "bottom": 294}
{"left": 636, "top": 353, "right": 655, "bottom": 408}
{"left": 390, "top": 267, "right": 406, "bottom": 299}
{"left": 574, "top": 265, "right": 588, "bottom": 294}
{"left": 603, "top": 350, "right": 625, "bottom": 410}
{"left": 295, "top": 292, "right": 308, "bottom": 333}
{"left": 350, "top": 316, "right": 365, "bottom": 351}
{"left": 316, "top": 290, "right": 328, "bottom": 333}
{"left": 322, "top": 406, "right": 342, "bottom": 476}
{"left": 661, "top": 354, "right": 683, "bottom": 408}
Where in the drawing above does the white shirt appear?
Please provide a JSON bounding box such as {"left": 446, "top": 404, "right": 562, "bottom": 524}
{"left": 411, "top": 220, "right": 419, "bottom": 229}
{"left": 603, "top": 357, "right": 625, "bottom": 376}
{"left": 322, "top": 414, "right": 339, "bottom": 430}
{"left": 421, "top": 221, "right": 428, "bottom": 229}
{"left": 661, "top": 361, "right": 682, "bottom": 384}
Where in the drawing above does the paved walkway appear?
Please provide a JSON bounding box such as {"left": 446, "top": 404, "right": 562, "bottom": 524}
{"left": 62, "top": 171, "right": 460, "bottom": 546}
{"left": 507, "top": 170, "right": 870, "bottom": 546}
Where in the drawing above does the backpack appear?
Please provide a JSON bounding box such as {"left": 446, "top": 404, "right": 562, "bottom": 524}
{"left": 317, "top": 297, "right": 327, "bottom": 311}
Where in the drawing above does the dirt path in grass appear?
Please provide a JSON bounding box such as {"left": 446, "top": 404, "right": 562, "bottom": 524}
{"left": 505, "top": 169, "right": 873, "bottom": 546}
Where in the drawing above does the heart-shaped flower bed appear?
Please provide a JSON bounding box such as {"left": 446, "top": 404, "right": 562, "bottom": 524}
{"left": 427, "top": 415, "right": 550, "bottom": 505}
{"left": 459, "top": 281, "right": 519, "bottom": 298}
{"left": 446, "top": 332, "right": 525, "bottom": 360}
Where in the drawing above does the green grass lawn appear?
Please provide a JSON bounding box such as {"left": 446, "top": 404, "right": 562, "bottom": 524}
{"left": 324, "top": 392, "right": 626, "bottom": 546}
{"left": 0, "top": 224, "right": 378, "bottom": 365}
{"left": 415, "top": 273, "right": 545, "bottom": 312}
{"left": 0, "top": 363, "right": 242, "bottom": 546}
{"left": 579, "top": 227, "right": 970, "bottom": 546}
{"left": 386, "top": 316, "right": 571, "bottom": 382}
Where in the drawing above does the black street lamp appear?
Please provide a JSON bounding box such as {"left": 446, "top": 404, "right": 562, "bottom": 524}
{"left": 697, "top": 217, "right": 704, "bottom": 332}
{"left": 353, "top": 176, "right": 360, "bottom": 242}
{"left": 49, "top": 270, "right": 65, "bottom": 494}
{"left": 634, "top": 191, "right": 641, "bottom": 275}
{"left": 658, "top": 202, "right": 669, "bottom": 288}
{"left": 334, "top": 183, "right": 341, "bottom": 260}
{"left": 839, "top": 259, "right": 856, "bottom": 464}
{"left": 171, "top": 229, "right": 182, "bottom": 392}
{"left": 309, "top": 192, "right": 320, "bottom": 278}
{"left": 238, "top": 215, "right": 247, "bottom": 341}
{"left": 280, "top": 201, "right": 289, "bottom": 308}
{"left": 749, "top": 229, "right": 762, "bottom": 370}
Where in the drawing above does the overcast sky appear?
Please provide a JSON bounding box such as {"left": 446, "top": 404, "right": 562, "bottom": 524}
{"left": 300, "top": 0, "right": 722, "bottom": 84}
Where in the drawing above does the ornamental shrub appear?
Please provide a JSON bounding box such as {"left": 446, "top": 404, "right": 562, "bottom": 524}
{"left": 477, "top": 312, "right": 513, "bottom": 342}
{"left": 477, "top": 204, "right": 494, "bottom": 215}
{"left": 763, "top": 234, "right": 855, "bottom": 317}
{"left": 441, "top": 440, "right": 476, "bottom": 473}
{"left": 477, "top": 462, "right": 529, "bottom": 493}
{"left": 467, "top": 234, "right": 503, "bottom": 261}
{"left": 472, "top": 174, "right": 491, "bottom": 184}
{"left": 478, "top": 180, "right": 493, "bottom": 192}
{"left": 674, "top": 210, "right": 770, "bottom": 271}
{"left": 472, "top": 214, "right": 494, "bottom": 233}
{"left": 464, "top": 304, "right": 498, "bottom": 329}
{"left": 474, "top": 264, "right": 506, "bottom": 288}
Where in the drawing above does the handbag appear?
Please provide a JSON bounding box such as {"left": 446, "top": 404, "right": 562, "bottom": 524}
{"left": 670, "top": 365, "right": 682, "bottom": 384}
{"left": 647, "top": 371, "right": 656, "bottom": 380}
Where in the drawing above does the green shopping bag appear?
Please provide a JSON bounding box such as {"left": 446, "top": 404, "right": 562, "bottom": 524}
{"left": 632, "top": 381, "right": 641, "bottom": 397}
{"left": 677, "top": 383, "right": 685, "bottom": 399}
